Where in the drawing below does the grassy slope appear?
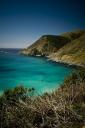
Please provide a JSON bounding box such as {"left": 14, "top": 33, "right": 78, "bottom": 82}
{"left": 22, "top": 30, "right": 85, "bottom": 67}
{"left": 48, "top": 31, "right": 85, "bottom": 67}
{"left": 21, "top": 35, "right": 70, "bottom": 56}
{"left": 0, "top": 69, "right": 85, "bottom": 128}
{"left": 61, "top": 30, "right": 85, "bottom": 40}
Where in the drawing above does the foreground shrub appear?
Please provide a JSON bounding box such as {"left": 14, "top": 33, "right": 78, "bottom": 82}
{"left": 0, "top": 69, "right": 85, "bottom": 128}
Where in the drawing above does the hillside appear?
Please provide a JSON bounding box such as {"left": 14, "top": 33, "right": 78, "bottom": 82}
{"left": 61, "top": 30, "right": 85, "bottom": 40}
{"left": 48, "top": 31, "right": 85, "bottom": 67}
{"left": 21, "top": 30, "right": 85, "bottom": 67}
{"left": 21, "top": 35, "right": 70, "bottom": 56}
{"left": 0, "top": 69, "right": 85, "bottom": 128}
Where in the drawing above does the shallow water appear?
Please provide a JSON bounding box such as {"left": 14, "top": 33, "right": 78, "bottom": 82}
{"left": 0, "top": 49, "right": 73, "bottom": 95}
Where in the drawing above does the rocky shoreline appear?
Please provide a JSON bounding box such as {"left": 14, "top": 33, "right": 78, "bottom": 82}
{"left": 47, "top": 57, "right": 85, "bottom": 69}
{"left": 21, "top": 52, "right": 85, "bottom": 69}
{"left": 21, "top": 30, "right": 85, "bottom": 69}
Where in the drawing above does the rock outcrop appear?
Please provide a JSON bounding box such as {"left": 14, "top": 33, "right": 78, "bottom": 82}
{"left": 21, "top": 35, "right": 70, "bottom": 56}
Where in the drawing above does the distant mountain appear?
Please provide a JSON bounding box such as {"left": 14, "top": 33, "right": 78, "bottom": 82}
{"left": 21, "top": 30, "right": 85, "bottom": 67}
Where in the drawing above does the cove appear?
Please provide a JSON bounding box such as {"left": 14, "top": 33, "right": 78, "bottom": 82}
{"left": 0, "top": 49, "right": 73, "bottom": 95}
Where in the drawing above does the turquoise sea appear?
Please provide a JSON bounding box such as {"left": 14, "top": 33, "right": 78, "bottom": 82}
{"left": 0, "top": 49, "right": 73, "bottom": 95}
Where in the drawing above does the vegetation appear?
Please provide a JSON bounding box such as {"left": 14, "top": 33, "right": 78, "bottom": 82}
{"left": 21, "top": 30, "right": 85, "bottom": 67}
{"left": 0, "top": 69, "right": 85, "bottom": 128}
{"left": 61, "top": 30, "right": 85, "bottom": 40}
{"left": 48, "top": 30, "right": 85, "bottom": 67}
{"left": 21, "top": 35, "right": 70, "bottom": 56}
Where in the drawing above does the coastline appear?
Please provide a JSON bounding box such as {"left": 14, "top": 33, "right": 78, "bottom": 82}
{"left": 21, "top": 52, "right": 85, "bottom": 69}
{"left": 47, "top": 57, "right": 85, "bottom": 69}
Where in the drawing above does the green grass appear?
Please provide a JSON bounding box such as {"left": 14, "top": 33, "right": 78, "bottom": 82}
{"left": 49, "top": 31, "right": 85, "bottom": 67}
{"left": 21, "top": 35, "right": 70, "bottom": 56}
{"left": 22, "top": 30, "right": 85, "bottom": 67}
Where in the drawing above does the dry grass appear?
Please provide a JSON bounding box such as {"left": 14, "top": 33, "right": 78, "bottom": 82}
{"left": 0, "top": 70, "right": 85, "bottom": 128}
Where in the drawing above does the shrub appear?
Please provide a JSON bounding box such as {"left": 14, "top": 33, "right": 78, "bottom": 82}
{"left": 0, "top": 69, "right": 85, "bottom": 128}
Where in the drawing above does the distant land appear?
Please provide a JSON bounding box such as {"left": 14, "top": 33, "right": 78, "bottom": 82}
{"left": 21, "top": 30, "right": 85, "bottom": 68}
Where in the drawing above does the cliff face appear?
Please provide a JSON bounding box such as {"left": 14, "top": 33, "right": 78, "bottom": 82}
{"left": 21, "top": 30, "right": 85, "bottom": 67}
{"left": 48, "top": 32, "right": 85, "bottom": 67}
{"left": 21, "top": 35, "right": 70, "bottom": 56}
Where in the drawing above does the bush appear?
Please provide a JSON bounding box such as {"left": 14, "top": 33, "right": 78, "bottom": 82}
{"left": 0, "top": 69, "right": 85, "bottom": 128}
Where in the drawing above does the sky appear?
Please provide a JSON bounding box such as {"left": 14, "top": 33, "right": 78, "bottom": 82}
{"left": 0, "top": 0, "right": 85, "bottom": 48}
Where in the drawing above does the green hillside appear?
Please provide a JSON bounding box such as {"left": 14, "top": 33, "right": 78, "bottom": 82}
{"left": 21, "top": 35, "right": 70, "bottom": 56}
{"left": 21, "top": 30, "right": 85, "bottom": 67}
{"left": 48, "top": 31, "right": 85, "bottom": 67}
{"left": 62, "top": 30, "right": 85, "bottom": 40}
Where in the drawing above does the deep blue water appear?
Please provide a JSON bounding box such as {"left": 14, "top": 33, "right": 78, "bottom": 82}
{"left": 0, "top": 49, "right": 73, "bottom": 95}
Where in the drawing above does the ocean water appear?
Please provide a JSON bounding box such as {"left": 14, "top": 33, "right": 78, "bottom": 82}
{"left": 0, "top": 49, "right": 73, "bottom": 95}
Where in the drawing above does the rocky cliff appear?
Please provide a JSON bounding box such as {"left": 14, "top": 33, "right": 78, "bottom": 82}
{"left": 21, "top": 30, "right": 85, "bottom": 67}
{"left": 21, "top": 35, "right": 70, "bottom": 56}
{"left": 48, "top": 31, "right": 85, "bottom": 67}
